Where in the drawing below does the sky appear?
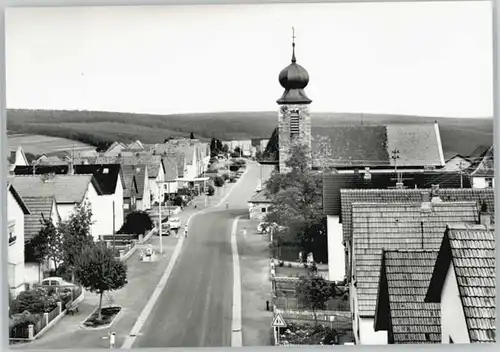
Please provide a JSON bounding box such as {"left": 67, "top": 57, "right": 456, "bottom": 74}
{"left": 5, "top": 1, "right": 494, "bottom": 118}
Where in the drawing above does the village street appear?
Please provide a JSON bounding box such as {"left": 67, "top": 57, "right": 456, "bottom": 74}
{"left": 12, "top": 160, "right": 274, "bottom": 349}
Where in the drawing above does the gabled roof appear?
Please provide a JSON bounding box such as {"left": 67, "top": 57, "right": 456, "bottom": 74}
{"left": 22, "top": 197, "right": 59, "bottom": 241}
{"left": 120, "top": 165, "right": 139, "bottom": 199}
{"left": 14, "top": 164, "right": 123, "bottom": 196}
{"left": 425, "top": 224, "right": 496, "bottom": 343}
{"left": 11, "top": 174, "right": 103, "bottom": 204}
{"left": 352, "top": 201, "right": 479, "bottom": 317}
{"left": 470, "top": 145, "right": 494, "bottom": 177}
{"left": 248, "top": 189, "right": 272, "bottom": 204}
{"left": 260, "top": 123, "right": 444, "bottom": 168}
{"left": 162, "top": 156, "right": 178, "bottom": 181}
{"left": 73, "top": 164, "right": 124, "bottom": 195}
{"left": 374, "top": 250, "right": 441, "bottom": 344}
{"left": 127, "top": 164, "right": 147, "bottom": 200}
{"left": 468, "top": 145, "right": 491, "bottom": 160}
{"left": 7, "top": 182, "right": 31, "bottom": 215}
{"left": 339, "top": 188, "right": 495, "bottom": 244}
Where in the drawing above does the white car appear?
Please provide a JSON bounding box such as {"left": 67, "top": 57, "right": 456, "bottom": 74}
{"left": 41, "top": 277, "right": 75, "bottom": 288}
{"left": 167, "top": 217, "right": 182, "bottom": 230}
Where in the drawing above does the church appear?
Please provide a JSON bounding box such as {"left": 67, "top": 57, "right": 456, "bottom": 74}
{"left": 259, "top": 32, "right": 446, "bottom": 175}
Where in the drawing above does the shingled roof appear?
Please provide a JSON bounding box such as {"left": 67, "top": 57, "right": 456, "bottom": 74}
{"left": 260, "top": 123, "right": 444, "bottom": 168}
{"left": 323, "top": 171, "right": 471, "bottom": 217}
{"left": 340, "top": 188, "right": 495, "bottom": 244}
{"left": 374, "top": 250, "right": 441, "bottom": 344}
{"left": 22, "top": 197, "right": 59, "bottom": 241}
{"left": 14, "top": 164, "right": 124, "bottom": 196}
{"left": 11, "top": 174, "right": 103, "bottom": 204}
{"left": 352, "top": 201, "right": 479, "bottom": 318}
{"left": 425, "top": 224, "right": 496, "bottom": 343}
{"left": 161, "top": 156, "right": 178, "bottom": 181}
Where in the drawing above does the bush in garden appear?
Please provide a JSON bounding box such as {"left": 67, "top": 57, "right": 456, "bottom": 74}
{"left": 222, "top": 173, "right": 230, "bottom": 181}
{"left": 118, "top": 211, "right": 153, "bottom": 235}
{"left": 213, "top": 176, "right": 225, "bottom": 188}
{"left": 206, "top": 184, "right": 215, "bottom": 196}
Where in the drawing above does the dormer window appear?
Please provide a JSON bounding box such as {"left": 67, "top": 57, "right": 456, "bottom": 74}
{"left": 103, "top": 168, "right": 109, "bottom": 174}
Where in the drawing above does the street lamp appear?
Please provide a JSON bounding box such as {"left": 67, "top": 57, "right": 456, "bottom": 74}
{"left": 156, "top": 180, "right": 171, "bottom": 254}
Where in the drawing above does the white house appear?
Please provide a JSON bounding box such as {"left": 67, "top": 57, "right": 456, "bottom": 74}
{"left": 103, "top": 141, "right": 127, "bottom": 157}
{"left": 443, "top": 154, "right": 471, "bottom": 172}
{"left": 162, "top": 156, "right": 179, "bottom": 195}
{"left": 10, "top": 174, "right": 105, "bottom": 240}
{"left": 8, "top": 146, "right": 29, "bottom": 173}
{"left": 146, "top": 158, "right": 166, "bottom": 204}
{"left": 425, "top": 223, "right": 495, "bottom": 344}
{"left": 247, "top": 190, "right": 272, "bottom": 221}
{"left": 7, "top": 182, "right": 31, "bottom": 296}
{"left": 74, "top": 164, "right": 125, "bottom": 235}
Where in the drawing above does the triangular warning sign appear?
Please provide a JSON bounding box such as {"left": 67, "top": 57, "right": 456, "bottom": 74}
{"left": 271, "top": 313, "right": 287, "bottom": 327}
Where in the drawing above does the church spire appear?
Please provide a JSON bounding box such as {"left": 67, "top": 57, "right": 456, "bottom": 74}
{"left": 291, "top": 26, "right": 296, "bottom": 63}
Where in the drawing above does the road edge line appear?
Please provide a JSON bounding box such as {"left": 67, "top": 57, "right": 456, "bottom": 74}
{"left": 120, "top": 212, "right": 196, "bottom": 349}
{"left": 231, "top": 215, "right": 243, "bottom": 347}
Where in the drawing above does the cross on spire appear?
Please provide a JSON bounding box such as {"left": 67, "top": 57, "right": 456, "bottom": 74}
{"left": 291, "top": 26, "right": 296, "bottom": 63}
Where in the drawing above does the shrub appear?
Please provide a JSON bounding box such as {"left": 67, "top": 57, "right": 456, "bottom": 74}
{"left": 206, "top": 185, "right": 215, "bottom": 196}
{"left": 118, "top": 211, "right": 153, "bottom": 235}
{"left": 221, "top": 173, "right": 230, "bottom": 181}
{"left": 213, "top": 176, "right": 225, "bottom": 188}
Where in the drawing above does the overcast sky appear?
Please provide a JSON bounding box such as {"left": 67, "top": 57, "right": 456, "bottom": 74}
{"left": 5, "top": 1, "right": 493, "bottom": 117}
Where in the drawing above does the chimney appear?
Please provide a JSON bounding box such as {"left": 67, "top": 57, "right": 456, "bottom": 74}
{"left": 396, "top": 182, "right": 404, "bottom": 189}
{"left": 480, "top": 213, "right": 492, "bottom": 227}
{"left": 364, "top": 167, "right": 371, "bottom": 181}
{"left": 421, "top": 191, "right": 432, "bottom": 211}
{"left": 430, "top": 184, "right": 441, "bottom": 203}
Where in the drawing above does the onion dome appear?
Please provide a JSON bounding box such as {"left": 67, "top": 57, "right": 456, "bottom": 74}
{"left": 277, "top": 29, "right": 312, "bottom": 105}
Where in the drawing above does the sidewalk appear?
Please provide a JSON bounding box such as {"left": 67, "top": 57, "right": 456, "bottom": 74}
{"left": 13, "top": 185, "right": 234, "bottom": 349}
{"left": 237, "top": 217, "right": 274, "bottom": 346}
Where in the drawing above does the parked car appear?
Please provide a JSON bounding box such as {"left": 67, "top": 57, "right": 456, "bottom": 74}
{"left": 161, "top": 222, "right": 171, "bottom": 235}
{"left": 41, "top": 277, "right": 75, "bottom": 288}
{"left": 168, "top": 217, "right": 182, "bottom": 230}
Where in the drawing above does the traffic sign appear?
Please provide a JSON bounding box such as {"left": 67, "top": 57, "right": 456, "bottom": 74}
{"left": 271, "top": 313, "right": 287, "bottom": 328}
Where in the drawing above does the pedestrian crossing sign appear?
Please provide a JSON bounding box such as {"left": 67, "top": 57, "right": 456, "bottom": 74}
{"left": 271, "top": 313, "right": 287, "bottom": 328}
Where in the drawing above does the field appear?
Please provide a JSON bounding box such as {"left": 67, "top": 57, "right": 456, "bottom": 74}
{"left": 7, "top": 133, "right": 96, "bottom": 156}
{"left": 6, "top": 109, "right": 494, "bottom": 156}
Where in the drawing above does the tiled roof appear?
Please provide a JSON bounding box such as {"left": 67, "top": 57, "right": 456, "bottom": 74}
{"left": 259, "top": 127, "right": 279, "bottom": 164}
{"left": 11, "top": 174, "right": 102, "bottom": 203}
{"left": 425, "top": 224, "right": 496, "bottom": 343}
{"left": 7, "top": 181, "right": 31, "bottom": 215}
{"left": 120, "top": 165, "right": 138, "bottom": 198}
{"left": 375, "top": 250, "right": 441, "bottom": 344}
{"left": 248, "top": 189, "right": 272, "bottom": 203}
{"left": 261, "top": 123, "right": 444, "bottom": 168}
{"left": 352, "top": 201, "right": 479, "bottom": 317}
{"left": 340, "top": 188, "right": 494, "bottom": 243}
{"left": 323, "top": 172, "right": 472, "bottom": 216}
{"left": 162, "top": 156, "right": 178, "bottom": 181}
{"left": 14, "top": 164, "right": 123, "bottom": 196}
{"left": 22, "top": 197, "right": 57, "bottom": 241}
{"left": 131, "top": 165, "right": 147, "bottom": 200}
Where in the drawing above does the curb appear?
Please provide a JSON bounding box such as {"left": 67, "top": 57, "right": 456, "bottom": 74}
{"left": 79, "top": 305, "right": 124, "bottom": 331}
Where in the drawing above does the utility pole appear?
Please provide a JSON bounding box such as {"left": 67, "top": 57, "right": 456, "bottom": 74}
{"left": 157, "top": 182, "right": 163, "bottom": 254}
{"left": 458, "top": 161, "right": 465, "bottom": 189}
{"left": 391, "top": 149, "right": 401, "bottom": 184}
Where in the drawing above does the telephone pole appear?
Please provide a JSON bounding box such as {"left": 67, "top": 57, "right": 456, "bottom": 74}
{"left": 391, "top": 149, "right": 401, "bottom": 183}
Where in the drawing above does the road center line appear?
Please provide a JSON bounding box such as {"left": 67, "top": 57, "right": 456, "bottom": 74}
{"left": 231, "top": 215, "right": 243, "bottom": 347}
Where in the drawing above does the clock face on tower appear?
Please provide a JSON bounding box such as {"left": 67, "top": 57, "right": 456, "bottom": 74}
{"left": 280, "top": 106, "right": 288, "bottom": 114}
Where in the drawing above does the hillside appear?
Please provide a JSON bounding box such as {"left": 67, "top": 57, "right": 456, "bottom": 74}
{"left": 6, "top": 109, "right": 493, "bottom": 156}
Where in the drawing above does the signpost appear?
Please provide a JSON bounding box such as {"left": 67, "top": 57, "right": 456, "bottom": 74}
{"left": 271, "top": 313, "right": 287, "bottom": 345}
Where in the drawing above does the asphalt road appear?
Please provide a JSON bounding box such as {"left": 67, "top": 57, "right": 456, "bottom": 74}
{"left": 133, "top": 161, "right": 272, "bottom": 348}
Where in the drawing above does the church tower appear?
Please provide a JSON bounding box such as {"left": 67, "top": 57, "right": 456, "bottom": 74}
{"left": 277, "top": 28, "right": 312, "bottom": 173}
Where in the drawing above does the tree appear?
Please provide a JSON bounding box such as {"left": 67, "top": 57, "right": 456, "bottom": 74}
{"left": 296, "top": 276, "right": 335, "bottom": 325}
{"left": 118, "top": 211, "right": 153, "bottom": 235}
{"left": 189, "top": 132, "right": 195, "bottom": 139}
{"left": 264, "top": 143, "right": 325, "bottom": 257}
{"left": 222, "top": 144, "right": 229, "bottom": 153}
{"left": 74, "top": 243, "right": 127, "bottom": 321}
{"left": 59, "top": 201, "right": 95, "bottom": 281}
{"left": 234, "top": 146, "right": 241, "bottom": 155}
{"left": 206, "top": 184, "right": 215, "bottom": 196}
{"left": 29, "top": 216, "right": 64, "bottom": 273}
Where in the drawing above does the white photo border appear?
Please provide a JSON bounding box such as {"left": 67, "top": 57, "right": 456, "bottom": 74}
{"left": 0, "top": 1, "right": 497, "bottom": 351}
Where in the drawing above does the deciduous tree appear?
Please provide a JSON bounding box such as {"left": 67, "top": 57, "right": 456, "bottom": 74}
{"left": 29, "top": 216, "right": 64, "bottom": 273}
{"left": 74, "top": 243, "right": 127, "bottom": 321}
{"left": 296, "top": 276, "right": 335, "bottom": 325}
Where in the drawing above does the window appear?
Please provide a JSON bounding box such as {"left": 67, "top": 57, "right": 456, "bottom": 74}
{"left": 486, "top": 177, "right": 493, "bottom": 188}
{"left": 8, "top": 223, "right": 16, "bottom": 244}
{"left": 124, "top": 204, "right": 130, "bottom": 210}
{"left": 290, "top": 113, "right": 300, "bottom": 138}
{"left": 261, "top": 207, "right": 267, "bottom": 213}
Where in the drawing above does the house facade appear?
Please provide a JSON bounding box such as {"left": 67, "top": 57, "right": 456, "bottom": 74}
{"left": 443, "top": 154, "right": 471, "bottom": 172}
{"left": 7, "top": 183, "right": 31, "bottom": 296}
{"left": 147, "top": 159, "right": 166, "bottom": 205}
{"left": 121, "top": 165, "right": 139, "bottom": 216}
{"left": 469, "top": 145, "right": 494, "bottom": 189}
{"left": 247, "top": 190, "right": 272, "bottom": 221}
